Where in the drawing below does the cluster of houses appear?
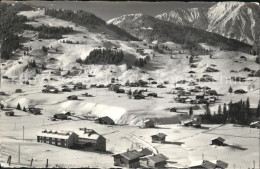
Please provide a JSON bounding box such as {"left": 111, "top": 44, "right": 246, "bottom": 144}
{"left": 113, "top": 148, "right": 168, "bottom": 168}
{"left": 37, "top": 127, "right": 106, "bottom": 151}
{"left": 174, "top": 86, "right": 218, "bottom": 104}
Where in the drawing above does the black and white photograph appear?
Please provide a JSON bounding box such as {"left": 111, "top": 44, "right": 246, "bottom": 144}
{"left": 0, "top": 0, "right": 260, "bottom": 168}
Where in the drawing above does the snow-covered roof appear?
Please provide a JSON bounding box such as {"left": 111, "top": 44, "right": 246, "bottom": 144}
{"left": 210, "top": 160, "right": 228, "bottom": 168}
{"left": 37, "top": 129, "right": 75, "bottom": 139}
{"left": 189, "top": 160, "right": 216, "bottom": 169}
{"left": 114, "top": 150, "right": 143, "bottom": 160}
{"left": 211, "top": 137, "right": 225, "bottom": 142}
{"left": 147, "top": 154, "right": 168, "bottom": 163}
{"left": 76, "top": 129, "right": 101, "bottom": 140}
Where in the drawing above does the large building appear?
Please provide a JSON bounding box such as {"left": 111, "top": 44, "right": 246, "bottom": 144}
{"left": 76, "top": 128, "right": 106, "bottom": 151}
{"left": 37, "top": 129, "right": 78, "bottom": 148}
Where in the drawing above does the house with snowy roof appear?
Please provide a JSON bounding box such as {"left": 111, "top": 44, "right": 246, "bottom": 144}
{"left": 37, "top": 129, "right": 78, "bottom": 148}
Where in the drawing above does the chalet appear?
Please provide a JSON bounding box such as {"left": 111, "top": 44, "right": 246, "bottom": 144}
{"left": 190, "top": 64, "right": 197, "bottom": 68}
{"left": 211, "top": 137, "right": 225, "bottom": 146}
{"left": 29, "top": 108, "right": 41, "bottom": 115}
{"left": 190, "top": 88, "right": 200, "bottom": 93}
{"left": 67, "top": 95, "right": 78, "bottom": 100}
{"left": 151, "top": 81, "right": 157, "bottom": 84}
{"left": 5, "top": 111, "right": 14, "bottom": 116}
{"left": 143, "top": 119, "right": 155, "bottom": 128}
{"left": 138, "top": 148, "right": 153, "bottom": 157}
{"left": 234, "top": 89, "right": 247, "bottom": 94}
{"left": 151, "top": 133, "right": 167, "bottom": 143}
{"left": 204, "top": 67, "right": 219, "bottom": 73}
{"left": 210, "top": 160, "right": 228, "bottom": 169}
{"left": 134, "top": 94, "right": 145, "bottom": 100}
{"left": 53, "top": 113, "right": 68, "bottom": 120}
{"left": 37, "top": 129, "right": 78, "bottom": 148}
{"left": 196, "top": 94, "right": 205, "bottom": 99}
{"left": 206, "top": 90, "right": 218, "bottom": 96}
{"left": 76, "top": 128, "right": 106, "bottom": 151}
{"left": 181, "top": 120, "right": 193, "bottom": 127}
{"left": 170, "top": 107, "right": 177, "bottom": 112}
{"left": 192, "top": 117, "right": 202, "bottom": 127}
{"left": 0, "top": 92, "right": 7, "bottom": 96}
{"left": 189, "top": 160, "right": 216, "bottom": 169}
{"left": 95, "top": 116, "right": 115, "bottom": 125}
{"left": 113, "top": 149, "right": 143, "bottom": 168}
{"left": 241, "top": 67, "right": 251, "bottom": 72}
{"left": 15, "top": 89, "right": 22, "bottom": 93}
{"left": 250, "top": 121, "right": 260, "bottom": 128}
{"left": 109, "top": 84, "right": 120, "bottom": 91}
{"left": 147, "top": 93, "right": 157, "bottom": 97}
{"left": 116, "top": 89, "right": 125, "bottom": 93}
{"left": 0, "top": 103, "right": 4, "bottom": 109}
{"left": 140, "top": 154, "right": 168, "bottom": 168}
{"left": 111, "top": 78, "right": 116, "bottom": 83}
{"left": 188, "top": 71, "right": 196, "bottom": 74}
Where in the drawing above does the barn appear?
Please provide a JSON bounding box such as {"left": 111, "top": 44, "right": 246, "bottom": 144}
{"left": 37, "top": 129, "right": 78, "bottom": 148}
{"left": 143, "top": 119, "right": 155, "bottom": 128}
{"left": 5, "top": 111, "right": 14, "bottom": 116}
{"left": 140, "top": 154, "right": 168, "bottom": 168}
{"left": 151, "top": 133, "right": 167, "bottom": 143}
{"left": 95, "top": 116, "right": 115, "bottom": 125}
{"left": 211, "top": 137, "right": 225, "bottom": 146}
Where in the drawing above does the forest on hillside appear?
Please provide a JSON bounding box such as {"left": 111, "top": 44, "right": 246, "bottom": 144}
{"left": 0, "top": 3, "right": 32, "bottom": 59}
{"left": 23, "top": 24, "right": 74, "bottom": 39}
{"left": 76, "top": 49, "right": 124, "bottom": 65}
{"left": 45, "top": 8, "right": 138, "bottom": 41}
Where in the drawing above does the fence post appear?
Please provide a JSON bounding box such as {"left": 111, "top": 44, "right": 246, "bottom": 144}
{"left": 46, "top": 159, "right": 48, "bottom": 168}
{"left": 7, "top": 155, "right": 11, "bottom": 166}
{"left": 30, "top": 158, "right": 33, "bottom": 168}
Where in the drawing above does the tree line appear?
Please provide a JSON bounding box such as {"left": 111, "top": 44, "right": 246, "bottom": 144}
{"left": 23, "top": 24, "right": 73, "bottom": 39}
{"left": 76, "top": 49, "right": 124, "bottom": 65}
{"left": 199, "top": 98, "right": 260, "bottom": 125}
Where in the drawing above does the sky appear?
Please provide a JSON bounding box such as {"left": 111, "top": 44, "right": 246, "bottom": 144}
{"left": 27, "top": 1, "right": 216, "bottom": 21}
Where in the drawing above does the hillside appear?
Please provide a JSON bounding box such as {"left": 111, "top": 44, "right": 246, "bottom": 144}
{"left": 156, "top": 2, "right": 260, "bottom": 45}
{"left": 107, "top": 13, "right": 252, "bottom": 52}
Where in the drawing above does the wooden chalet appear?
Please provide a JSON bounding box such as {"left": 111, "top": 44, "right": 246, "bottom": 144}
{"left": 113, "top": 149, "right": 143, "bottom": 168}
{"left": 151, "top": 133, "right": 167, "bottom": 143}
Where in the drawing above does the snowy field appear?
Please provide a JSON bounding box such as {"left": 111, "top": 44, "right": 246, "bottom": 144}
{"left": 1, "top": 9, "right": 259, "bottom": 168}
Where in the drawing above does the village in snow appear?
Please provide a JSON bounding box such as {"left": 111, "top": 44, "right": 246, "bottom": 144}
{"left": 0, "top": 1, "right": 260, "bottom": 169}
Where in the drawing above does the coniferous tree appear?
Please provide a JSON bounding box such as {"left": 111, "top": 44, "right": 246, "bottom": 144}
{"left": 17, "top": 103, "right": 21, "bottom": 110}
{"left": 228, "top": 86, "right": 233, "bottom": 94}
{"left": 189, "top": 107, "right": 193, "bottom": 117}
{"left": 23, "top": 106, "right": 26, "bottom": 112}
{"left": 256, "top": 100, "right": 260, "bottom": 118}
{"left": 218, "top": 105, "right": 222, "bottom": 115}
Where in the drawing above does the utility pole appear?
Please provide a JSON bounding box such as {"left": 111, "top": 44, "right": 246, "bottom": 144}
{"left": 18, "top": 145, "right": 20, "bottom": 163}
{"left": 46, "top": 159, "right": 48, "bottom": 168}
{"left": 23, "top": 126, "right": 24, "bottom": 141}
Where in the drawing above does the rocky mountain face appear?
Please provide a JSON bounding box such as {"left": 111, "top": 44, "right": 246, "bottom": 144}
{"left": 155, "top": 2, "right": 260, "bottom": 45}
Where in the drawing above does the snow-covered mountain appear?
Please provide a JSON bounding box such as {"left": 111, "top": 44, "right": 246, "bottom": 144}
{"left": 156, "top": 2, "right": 260, "bottom": 45}
{"left": 107, "top": 12, "right": 252, "bottom": 52}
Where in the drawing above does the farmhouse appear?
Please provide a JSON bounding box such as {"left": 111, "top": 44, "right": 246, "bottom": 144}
{"left": 210, "top": 160, "right": 228, "bottom": 169}
{"left": 211, "top": 137, "right": 225, "bottom": 146}
{"left": 15, "top": 89, "right": 22, "bottom": 93}
{"left": 181, "top": 120, "right": 193, "bottom": 127}
{"left": 234, "top": 89, "right": 247, "bottom": 94}
{"left": 53, "top": 113, "right": 68, "bottom": 120}
{"left": 143, "top": 119, "right": 155, "bottom": 128}
{"left": 76, "top": 128, "right": 106, "bottom": 151}
{"left": 113, "top": 149, "right": 143, "bottom": 168}
{"left": 140, "top": 154, "right": 168, "bottom": 168}
{"left": 67, "top": 95, "right": 78, "bottom": 100}
{"left": 95, "top": 116, "right": 115, "bottom": 125}
{"left": 151, "top": 133, "right": 167, "bottom": 143}
{"left": 5, "top": 111, "right": 14, "bottom": 116}
{"left": 138, "top": 148, "right": 153, "bottom": 157}
{"left": 134, "top": 94, "right": 145, "bottom": 100}
{"left": 170, "top": 107, "right": 177, "bottom": 112}
{"left": 189, "top": 160, "right": 216, "bottom": 169}
{"left": 37, "top": 129, "right": 78, "bottom": 148}
{"left": 250, "top": 121, "right": 260, "bottom": 128}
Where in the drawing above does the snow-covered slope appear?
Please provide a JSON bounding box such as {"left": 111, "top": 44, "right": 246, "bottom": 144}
{"left": 156, "top": 2, "right": 260, "bottom": 45}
